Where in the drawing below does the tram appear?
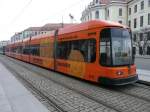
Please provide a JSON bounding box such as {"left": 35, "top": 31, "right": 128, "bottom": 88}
{"left": 5, "top": 20, "right": 138, "bottom": 85}
{"left": 0, "top": 46, "right": 5, "bottom": 55}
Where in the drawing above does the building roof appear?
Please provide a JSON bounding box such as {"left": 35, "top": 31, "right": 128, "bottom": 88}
{"left": 41, "top": 23, "right": 77, "bottom": 31}
{"left": 99, "top": 0, "right": 109, "bottom": 4}
{"left": 24, "top": 27, "right": 41, "bottom": 31}
{"left": 23, "top": 23, "right": 77, "bottom": 32}
{"left": 99, "top": 0, "right": 127, "bottom": 4}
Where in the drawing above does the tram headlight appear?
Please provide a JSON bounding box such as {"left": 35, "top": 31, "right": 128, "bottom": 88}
{"left": 116, "top": 71, "right": 123, "bottom": 75}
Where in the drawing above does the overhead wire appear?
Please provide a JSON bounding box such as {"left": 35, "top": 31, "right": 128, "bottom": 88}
{"left": 9, "top": 0, "right": 89, "bottom": 24}
{"left": 10, "top": 0, "right": 33, "bottom": 24}
{"left": 41, "top": 0, "right": 87, "bottom": 23}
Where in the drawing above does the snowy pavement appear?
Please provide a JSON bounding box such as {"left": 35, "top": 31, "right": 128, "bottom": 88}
{"left": 0, "top": 62, "right": 49, "bottom": 112}
{"left": 137, "top": 69, "right": 150, "bottom": 82}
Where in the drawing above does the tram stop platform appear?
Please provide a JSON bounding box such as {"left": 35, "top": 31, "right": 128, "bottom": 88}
{"left": 0, "top": 62, "right": 49, "bottom": 112}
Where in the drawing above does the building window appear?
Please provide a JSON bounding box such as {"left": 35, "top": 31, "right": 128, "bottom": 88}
{"left": 141, "top": 1, "right": 144, "bottom": 10}
{"left": 128, "top": 20, "right": 131, "bottom": 27}
{"left": 148, "top": 13, "right": 150, "bottom": 25}
{"left": 96, "top": 0, "right": 98, "bottom": 4}
{"left": 118, "top": 21, "right": 122, "bottom": 24}
{"left": 88, "top": 15, "right": 90, "bottom": 20}
{"left": 95, "top": 11, "right": 99, "bottom": 19}
{"left": 148, "top": 0, "right": 150, "bottom": 7}
{"left": 140, "top": 33, "right": 143, "bottom": 41}
{"left": 107, "top": 9, "right": 109, "bottom": 18}
{"left": 133, "top": 34, "right": 136, "bottom": 42}
{"left": 140, "top": 16, "right": 144, "bottom": 27}
{"left": 134, "top": 5, "right": 137, "bottom": 13}
{"left": 139, "top": 47, "right": 143, "bottom": 55}
{"left": 129, "top": 8, "right": 131, "bottom": 15}
{"left": 119, "top": 8, "right": 122, "bottom": 16}
{"left": 147, "top": 46, "right": 150, "bottom": 55}
{"left": 147, "top": 32, "right": 150, "bottom": 40}
{"left": 90, "top": 13, "right": 92, "bottom": 19}
{"left": 133, "top": 47, "right": 136, "bottom": 55}
{"left": 134, "top": 18, "right": 137, "bottom": 28}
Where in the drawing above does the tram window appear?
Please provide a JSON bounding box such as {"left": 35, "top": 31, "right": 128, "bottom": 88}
{"left": 40, "top": 42, "right": 53, "bottom": 58}
{"left": 5, "top": 47, "right": 8, "bottom": 52}
{"left": 57, "top": 39, "right": 96, "bottom": 62}
{"left": 11, "top": 48, "right": 15, "bottom": 52}
{"left": 30, "top": 45, "right": 40, "bottom": 56}
{"left": 10, "top": 48, "right": 13, "bottom": 52}
{"left": 12, "top": 47, "right": 17, "bottom": 53}
{"left": 100, "top": 29, "right": 111, "bottom": 66}
{"left": 18, "top": 46, "right": 22, "bottom": 53}
{"left": 88, "top": 40, "right": 96, "bottom": 62}
{"left": 16, "top": 46, "right": 22, "bottom": 53}
{"left": 71, "top": 39, "right": 96, "bottom": 62}
{"left": 11, "top": 47, "right": 16, "bottom": 52}
{"left": 57, "top": 41, "right": 71, "bottom": 59}
{"left": 23, "top": 46, "right": 30, "bottom": 55}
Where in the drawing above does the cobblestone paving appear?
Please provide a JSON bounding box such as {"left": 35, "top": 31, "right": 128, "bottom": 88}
{"left": 114, "top": 84, "right": 150, "bottom": 102}
{"left": 2, "top": 56, "right": 150, "bottom": 112}
{"left": 12, "top": 58, "right": 150, "bottom": 112}
{"left": 14, "top": 75, "right": 58, "bottom": 112}
{"left": 0, "top": 56, "right": 116, "bottom": 112}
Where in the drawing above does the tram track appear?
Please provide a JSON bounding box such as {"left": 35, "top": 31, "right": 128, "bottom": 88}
{"left": 10, "top": 56, "right": 150, "bottom": 103}
{"left": 137, "top": 80, "right": 150, "bottom": 87}
{"left": 101, "top": 84, "right": 150, "bottom": 103}
{"left": 102, "top": 81, "right": 150, "bottom": 103}
{"left": 0, "top": 56, "right": 117, "bottom": 112}
{"left": 3, "top": 56, "right": 150, "bottom": 112}
{"left": 8, "top": 60, "right": 121, "bottom": 112}
{"left": 0, "top": 58, "right": 67, "bottom": 112}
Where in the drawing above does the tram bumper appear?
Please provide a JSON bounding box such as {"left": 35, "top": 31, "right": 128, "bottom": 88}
{"left": 99, "top": 75, "right": 138, "bottom": 86}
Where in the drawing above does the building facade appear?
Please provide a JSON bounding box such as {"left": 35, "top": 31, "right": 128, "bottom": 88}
{"left": 11, "top": 32, "right": 23, "bottom": 43}
{"left": 81, "top": 0, "right": 150, "bottom": 55}
{"left": 10, "top": 23, "right": 75, "bottom": 43}
{"left": 10, "top": 27, "right": 50, "bottom": 43}
{"left": 0, "top": 40, "right": 10, "bottom": 47}
{"left": 0, "top": 40, "right": 10, "bottom": 54}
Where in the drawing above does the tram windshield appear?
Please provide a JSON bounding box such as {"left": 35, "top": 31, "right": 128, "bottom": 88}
{"left": 100, "top": 28, "right": 134, "bottom": 66}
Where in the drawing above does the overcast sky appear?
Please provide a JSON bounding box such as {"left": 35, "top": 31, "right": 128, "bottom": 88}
{"left": 0, "top": 0, "right": 92, "bottom": 41}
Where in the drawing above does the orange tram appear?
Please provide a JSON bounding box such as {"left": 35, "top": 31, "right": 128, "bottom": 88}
{"left": 5, "top": 20, "right": 138, "bottom": 85}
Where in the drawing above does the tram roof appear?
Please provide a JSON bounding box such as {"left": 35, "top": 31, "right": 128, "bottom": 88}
{"left": 58, "top": 20, "right": 127, "bottom": 35}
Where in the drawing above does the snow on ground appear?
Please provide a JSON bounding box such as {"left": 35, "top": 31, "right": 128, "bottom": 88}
{"left": 137, "top": 69, "right": 150, "bottom": 82}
